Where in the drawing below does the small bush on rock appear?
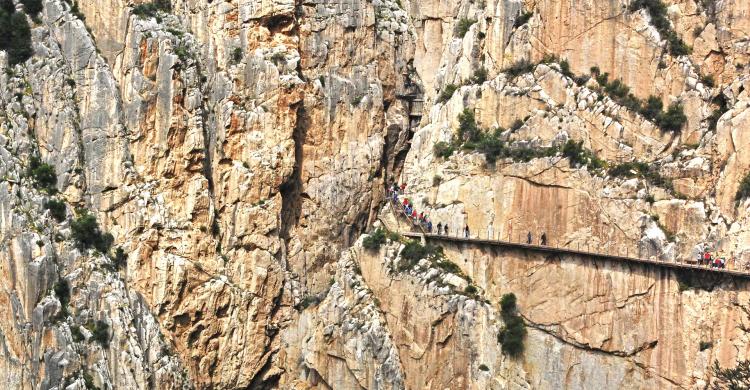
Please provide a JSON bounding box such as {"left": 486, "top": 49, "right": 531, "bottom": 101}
{"left": 710, "top": 359, "right": 750, "bottom": 389}
{"left": 433, "top": 141, "right": 455, "bottom": 159}
{"left": 455, "top": 18, "right": 476, "bottom": 38}
{"left": 736, "top": 172, "right": 750, "bottom": 201}
{"left": 436, "top": 84, "right": 458, "bottom": 103}
{"left": 71, "top": 212, "right": 113, "bottom": 254}
{"left": 503, "top": 59, "right": 534, "bottom": 79}
{"left": 497, "top": 293, "right": 526, "bottom": 356}
{"left": 27, "top": 156, "right": 57, "bottom": 193}
{"left": 52, "top": 279, "right": 71, "bottom": 321}
{"left": 2, "top": 11, "right": 33, "bottom": 65}
{"left": 113, "top": 247, "right": 127, "bottom": 269}
{"left": 89, "top": 320, "right": 110, "bottom": 347}
{"left": 513, "top": 10, "right": 532, "bottom": 28}
{"left": 470, "top": 67, "right": 488, "bottom": 84}
{"left": 657, "top": 102, "right": 687, "bottom": 132}
{"left": 132, "top": 0, "right": 171, "bottom": 18}
{"left": 363, "top": 228, "right": 387, "bottom": 251}
{"left": 45, "top": 199, "right": 67, "bottom": 222}
{"left": 399, "top": 240, "right": 444, "bottom": 271}
{"left": 20, "top": 0, "right": 43, "bottom": 15}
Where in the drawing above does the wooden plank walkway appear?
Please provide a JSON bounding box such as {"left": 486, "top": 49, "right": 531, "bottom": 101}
{"left": 402, "top": 232, "right": 750, "bottom": 279}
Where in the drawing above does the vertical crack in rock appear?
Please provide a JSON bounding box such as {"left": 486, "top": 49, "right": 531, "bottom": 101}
{"left": 280, "top": 102, "right": 306, "bottom": 250}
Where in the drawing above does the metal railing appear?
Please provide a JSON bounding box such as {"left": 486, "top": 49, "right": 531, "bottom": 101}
{"left": 399, "top": 232, "right": 750, "bottom": 278}
{"left": 388, "top": 193, "right": 428, "bottom": 235}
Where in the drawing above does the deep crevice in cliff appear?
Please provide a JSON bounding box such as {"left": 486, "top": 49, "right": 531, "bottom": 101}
{"left": 279, "top": 102, "right": 307, "bottom": 248}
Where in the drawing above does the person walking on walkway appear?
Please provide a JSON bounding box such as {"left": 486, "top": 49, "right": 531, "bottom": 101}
{"left": 527, "top": 231, "right": 532, "bottom": 244}
{"left": 444, "top": 224, "right": 449, "bottom": 236}
{"left": 540, "top": 232, "right": 547, "bottom": 246}
{"left": 464, "top": 225, "right": 470, "bottom": 238}
{"left": 436, "top": 222, "right": 442, "bottom": 235}
{"left": 427, "top": 220, "right": 433, "bottom": 233}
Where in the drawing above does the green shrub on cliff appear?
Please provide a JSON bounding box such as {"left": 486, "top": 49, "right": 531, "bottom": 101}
{"left": 498, "top": 293, "right": 526, "bottom": 356}
{"left": 132, "top": 0, "right": 171, "bottom": 19}
{"left": 71, "top": 212, "right": 113, "bottom": 254}
{"left": 45, "top": 199, "right": 67, "bottom": 222}
{"left": 455, "top": 18, "right": 476, "bottom": 38}
{"left": 736, "top": 172, "right": 750, "bottom": 201}
{"left": 27, "top": 156, "right": 57, "bottom": 193}
{"left": 1, "top": 11, "right": 33, "bottom": 66}
{"left": 363, "top": 228, "right": 387, "bottom": 250}
{"left": 20, "top": 0, "right": 43, "bottom": 15}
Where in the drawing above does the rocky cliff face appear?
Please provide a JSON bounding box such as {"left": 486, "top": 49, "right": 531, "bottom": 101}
{"left": 2, "top": 0, "right": 750, "bottom": 388}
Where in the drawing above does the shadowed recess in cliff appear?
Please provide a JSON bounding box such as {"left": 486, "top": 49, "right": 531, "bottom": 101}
{"left": 280, "top": 102, "right": 306, "bottom": 245}
{"left": 674, "top": 269, "right": 744, "bottom": 292}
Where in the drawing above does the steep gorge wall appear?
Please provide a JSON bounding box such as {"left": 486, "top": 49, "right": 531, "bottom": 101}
{"left": 290, "top": 234, "right": 750, "bottom": 389}
{"left": 2, "top": 0, "right": 750, "bottom": 388}
{"left": 438, "top": 239, "right": 750, "bottom": 388}
{"left": 1, "top": 0, "right": 417, "bottom": 386}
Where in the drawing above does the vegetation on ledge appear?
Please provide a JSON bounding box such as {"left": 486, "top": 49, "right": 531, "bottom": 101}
{"left": 590, "top": 68, "right": 687, "bottom": 133}
{"left": 629, "top": 0, "right": 691, "bottom": 56}
{"left": 71, "top": 211, "right": 114, "bottom": 254}
{"left": 433, "top": 109, "right": 604, "bottom": 171}
{"left": 132, "top": 0, "right": 171, "bottom": 19}
{"left": 27, "top": 156, "right": 58, "bottom": 194}
{"left": 455, "top": 18, "right": 476, "bottom": 38}
{"left": 363, "top": 228, "right": 400, "bottom": 251}
{"left": 736, "top": 172, "right": 750, "bottom": 201}
{"left": 0, "top": 8, "right": 33, "bottom": 66}
{"left": 498, "top": 293, "right": 526, "bottom": 356}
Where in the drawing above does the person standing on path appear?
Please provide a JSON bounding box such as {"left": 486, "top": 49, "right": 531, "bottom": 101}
{"left": 464, "top": 225, "right": 470, "bottom": 238}
{"left": 527, "top": 231, "right": 532, "bottom": 244}
{"left": 540, "top": 232, "right": 547, "bottom": 246}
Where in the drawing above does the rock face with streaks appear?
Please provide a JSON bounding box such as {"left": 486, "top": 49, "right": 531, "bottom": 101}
{"left": 2, "top": 0, "right": 750, "bottom": 388}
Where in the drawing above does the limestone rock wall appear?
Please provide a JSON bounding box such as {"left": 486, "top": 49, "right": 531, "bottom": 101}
{"left": 439, "top": 240, "right": 750, "bottom": 388}
{"left": 0, "top": 42, "right": 190, "bottom": 390}
{"left": 2, "top": 0, "right": 416, "bottom": 385}
{"left": 2, "top": 0, "right": 750, "bottom": 387}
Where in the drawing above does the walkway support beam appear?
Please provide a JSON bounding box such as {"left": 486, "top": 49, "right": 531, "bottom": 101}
{"left": 404, "top": 233, "right": 750, "bottom": 279}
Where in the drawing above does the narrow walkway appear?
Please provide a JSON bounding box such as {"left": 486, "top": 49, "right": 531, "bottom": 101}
{"left": 403, "top": 233, "right": 750, "bottom": 279}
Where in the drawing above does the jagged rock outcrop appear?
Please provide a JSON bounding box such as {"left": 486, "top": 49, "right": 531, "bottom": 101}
{"left": 2, "top": 0, "right": 750, "bottom": 388}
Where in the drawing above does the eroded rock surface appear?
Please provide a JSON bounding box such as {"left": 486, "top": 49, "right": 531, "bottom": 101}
{"left": 2, "top": 0, "right": 750, "bottom": 388}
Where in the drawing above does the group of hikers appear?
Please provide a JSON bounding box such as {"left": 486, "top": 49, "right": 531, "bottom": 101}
{"left": 389, "top": 183, "right": 435, "bottom": 233}
{"left": 389, "top": 183, "right": 474, "bottom": 237}
{"left": 388, "top": 183, "right": 551, "bottom": 245}
{"left": 387, "top": 183, "right": 744, "bottom": 272}
{"left": 697, "top": 245, "right": 729, "bottom": 269}
{"left": 526, "top": 231, "right": 548, "bottom": 246}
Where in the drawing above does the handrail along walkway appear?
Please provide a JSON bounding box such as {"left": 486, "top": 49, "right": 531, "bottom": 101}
{"left": 403, "top": 233, "right": 750, "bottom": 279}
